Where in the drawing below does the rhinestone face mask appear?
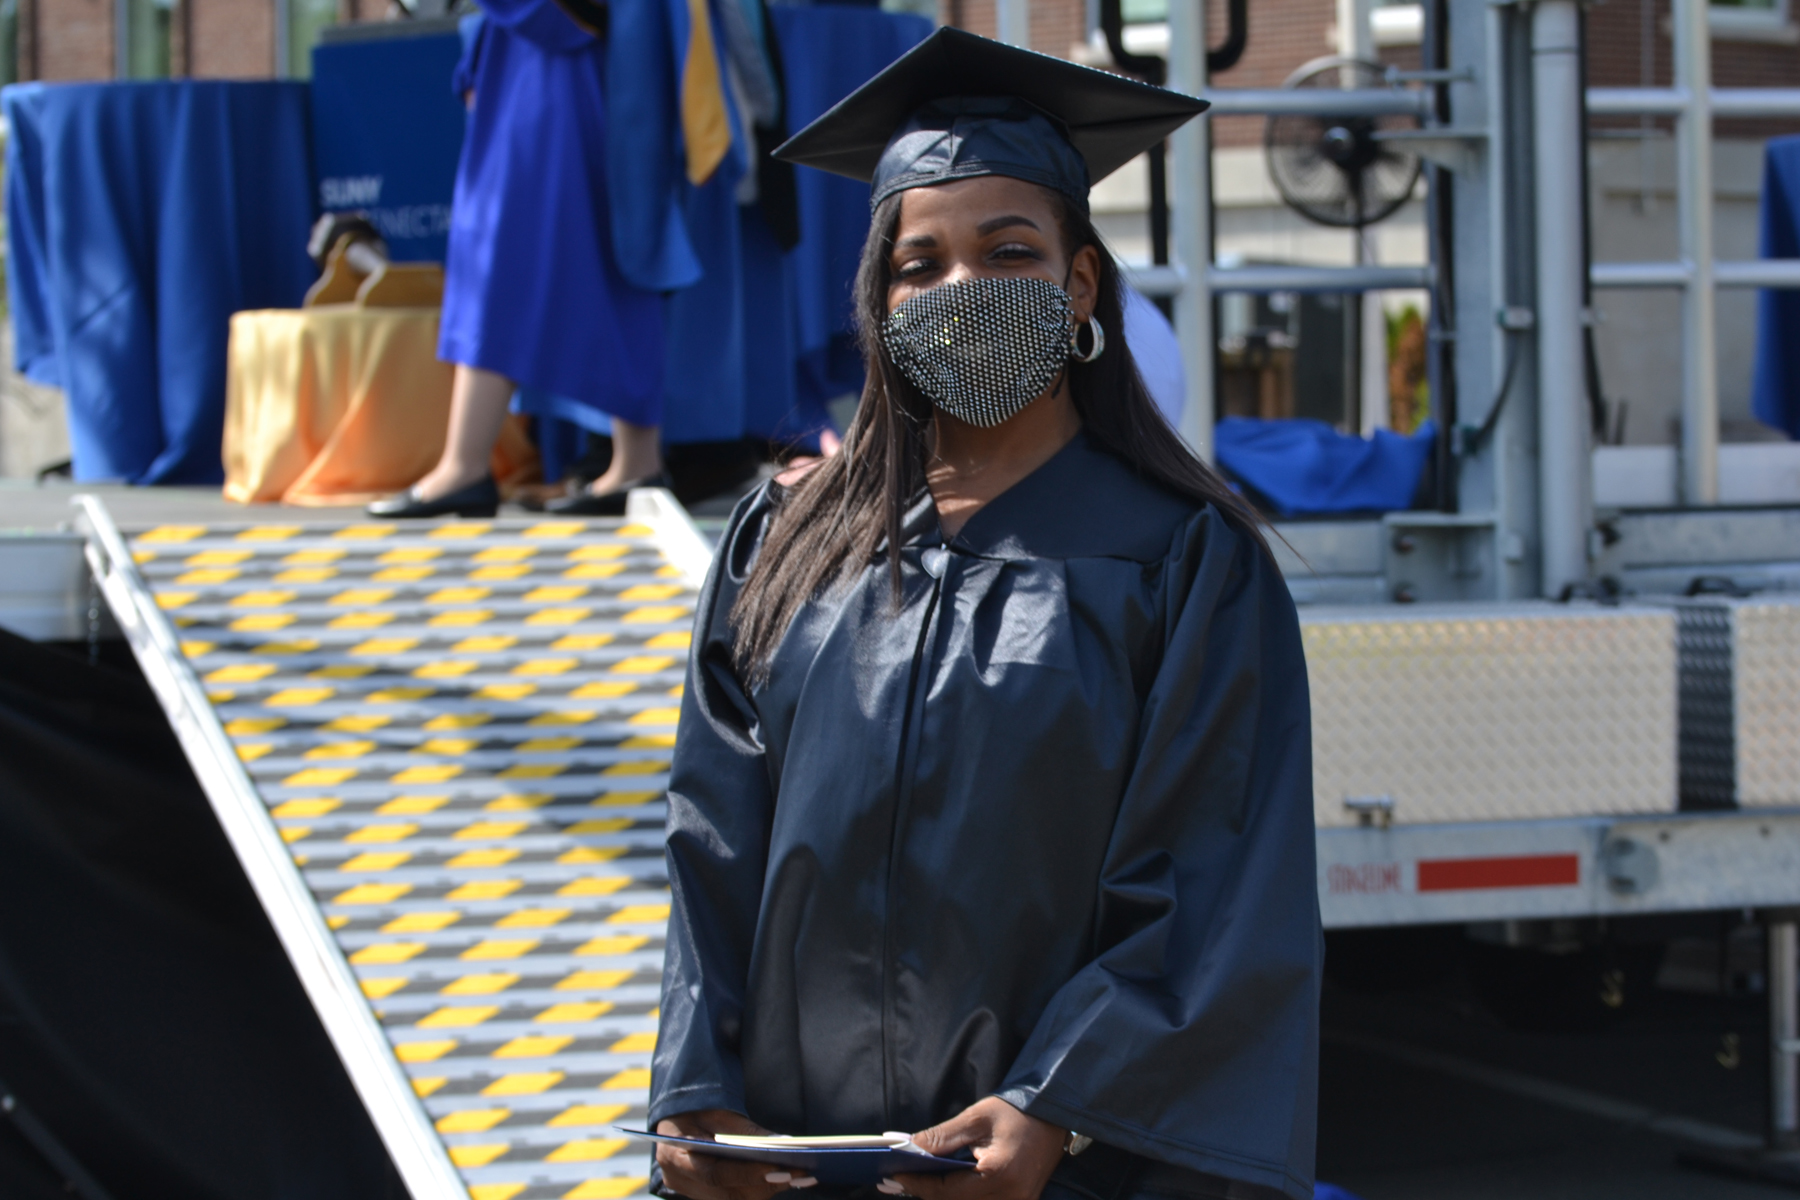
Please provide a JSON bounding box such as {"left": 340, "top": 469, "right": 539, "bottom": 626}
{"left": 881, "top": 276, "right": 1075, "bottom": 427}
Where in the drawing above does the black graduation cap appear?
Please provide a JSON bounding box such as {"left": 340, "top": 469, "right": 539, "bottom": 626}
{"left": 773, "top": 26, "right": 1207, "bottom": 213}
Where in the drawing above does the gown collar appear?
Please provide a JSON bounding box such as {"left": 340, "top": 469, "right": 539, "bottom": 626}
{"left": 935, "top": 429, "right": 1204, "bottom": 563}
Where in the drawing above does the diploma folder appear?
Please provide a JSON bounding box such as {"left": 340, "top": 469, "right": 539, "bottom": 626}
{"left": 616, "top": 1129, "right": 976, "bottom": 1187}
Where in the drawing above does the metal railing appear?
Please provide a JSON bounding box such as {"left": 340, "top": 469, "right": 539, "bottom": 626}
{"left": 1160, "top": 21, "right": 1442, "bottom": 459}
{"left": 1124, "top": 262, "right": 1435, "bottom": 298}
{"left": 1584, "top": 1, "right": 1800, "bottom": 505}
{"left": 1156, "top": 0, "right": 1787, "bottom": 506}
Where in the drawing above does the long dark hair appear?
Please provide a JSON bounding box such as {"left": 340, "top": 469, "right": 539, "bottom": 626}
{"left": 729, "top": 185, "right": 1269, "bottom": 680}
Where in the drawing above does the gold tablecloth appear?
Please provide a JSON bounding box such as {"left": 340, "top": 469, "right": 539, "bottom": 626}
{"left": 223, "top": 305, "right": 536, "bottom": 505}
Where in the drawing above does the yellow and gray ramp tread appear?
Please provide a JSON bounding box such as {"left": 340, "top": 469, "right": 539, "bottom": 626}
{"left": 90, "top": 508, "right": 706, "bottom": 1200}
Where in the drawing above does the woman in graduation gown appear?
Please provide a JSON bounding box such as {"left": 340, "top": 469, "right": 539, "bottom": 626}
{"left": 368, "top": 0, "right": 674, "bottom": 520}
{"left": 648, "top": 29, "right": 1321, "bottom": 1200}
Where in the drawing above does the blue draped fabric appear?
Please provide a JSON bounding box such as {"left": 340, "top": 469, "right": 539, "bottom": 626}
{"left": 657, "top": 5, "right": 927, "bottom": 446}
{"left": 516, "top": 394, "right": 599, "bottom": 482}
{"left": 605, "top": 0, "right": 705, "bottom": 292}
{"left": 3, "top": 81, "right": 315, "bottom": 484}
{"left": 1216, "top": 417, "right": 1435, "bottom": 516}
{"left": 761, "top": 5, "right": 932, "bottom": 439}
{"left": 662, "top": 152, "right": 752, "bottom": 444}
{"left": 1752, "top": 135, "right": 1800, "bottom": 439}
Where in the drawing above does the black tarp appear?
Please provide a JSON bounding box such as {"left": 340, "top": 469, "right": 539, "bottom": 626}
{"left": 0, "top": 627, "right": 404, "bottom": 1200}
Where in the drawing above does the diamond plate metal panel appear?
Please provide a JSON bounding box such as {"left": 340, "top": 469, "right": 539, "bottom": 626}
{"left": 1736, "top": 599, "right": 1800, "bottom": 808}
{"left": 1304, "top": 605, "right": 1679, "bottom": 827}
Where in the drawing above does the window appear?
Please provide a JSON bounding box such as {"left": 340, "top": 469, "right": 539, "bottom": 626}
{"left": 0, "top": 0, "right": 17, "bottom": 87}
{"left": 287, "top": 0, "right": 340, "bottom": 78}
{"left": 122, "top": 0, "right": 173, "bottom": 78}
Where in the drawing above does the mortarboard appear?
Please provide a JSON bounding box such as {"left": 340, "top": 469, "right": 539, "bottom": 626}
{"left": 773, "top": 26, "right": 1208, "bottom": 214}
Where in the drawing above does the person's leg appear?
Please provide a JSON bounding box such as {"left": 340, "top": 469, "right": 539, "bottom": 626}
{"left": 413, "top": 364, "right": 516, "bottom": 500}
{"left": 583, "top": 416, "right": 664, "bottom": 495}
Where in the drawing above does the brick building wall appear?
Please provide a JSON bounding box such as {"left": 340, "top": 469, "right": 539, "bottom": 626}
{"left": 32, "top": 0, "right": 110, "bottom": 79}
{"left": 1026, "top": 0, "right": 1086, "bottom": 56}
{"left": 1205, "top": 0, "right": 1341, "bottom": 146}
{"left": 185, "top": 0, "right": 273, "bottom": 76}
{"left": 941, "top": 0, "right": 1085, "bottom": 54}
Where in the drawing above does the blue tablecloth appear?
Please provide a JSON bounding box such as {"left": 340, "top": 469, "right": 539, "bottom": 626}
{"left": 1216, "top": 417, "right": 1435, "bottom": 516}
{"left": 1752, "top": 135, "right": 1800, "bottom": 439}
{"left": 5, "top": 81, "right": 316, "bottom": 484}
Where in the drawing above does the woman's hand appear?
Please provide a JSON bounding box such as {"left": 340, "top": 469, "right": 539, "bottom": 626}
{"left": 655, "top": 1109, "right": 818, "bottom": 1200}
{"left": 889, "top": 1097, "right": 1065, "bottom": 1200}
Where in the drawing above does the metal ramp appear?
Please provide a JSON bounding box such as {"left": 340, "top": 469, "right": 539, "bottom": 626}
{"left": 78, "top": 493, "right": 714, "bottom": 1200}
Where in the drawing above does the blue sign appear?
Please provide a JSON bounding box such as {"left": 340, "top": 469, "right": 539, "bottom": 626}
{"left": 310, "top": 31, "right": 466, "bottom": 263}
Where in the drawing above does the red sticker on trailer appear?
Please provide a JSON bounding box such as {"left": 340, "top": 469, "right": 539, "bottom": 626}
{"left": 1415, "top": 853, "right": 1581, "bottom": 892}
{"left": 1326, "top": 863, "right": 1404, "bottom": 894}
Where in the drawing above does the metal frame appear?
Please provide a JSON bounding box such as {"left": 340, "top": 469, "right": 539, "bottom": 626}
{"left": 995, "top": 0, "right": 1028, "bottom": 49}
{"left": 273, "top": 0, "right": 291, "bottom": 77}
{"left": 113, "top": 0, "right": 128, "bottom": 77}
{"left": 0, "top": 534, "right": 112, "bottom": 643}
{"left": 1169, "top": 0, "right": 1213, "bottom": 462}
{"left": 72, "top": 496, "right": 468, "bottom": 1200}
{"left": 1158, "top": 0, "right": 1800, "bottom": 557}
{"left": 1534, "top": 0, "right": 1591, "bottom": 596}
{"left": 1160, "top": 16, "right": 1445, "bottom": 462}
{"left": 1319, "top": 808, "right": 1800, "bottom": 928}
{"left": 625, "top": 486, "right": 716, "bottom": 589}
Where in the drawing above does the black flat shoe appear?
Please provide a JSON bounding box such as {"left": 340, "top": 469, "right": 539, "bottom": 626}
{"left": 366, "top": 476, "right": 500, "bottom": 519}
{"left": 544, "top": 472, "right": 673, "bottom": 517}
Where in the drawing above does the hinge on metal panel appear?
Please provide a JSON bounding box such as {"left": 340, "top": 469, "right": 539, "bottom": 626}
{"left": 1600, "top": 835, "right": 1661, "bottom": 896}
{"left": 1343, "top": 795, "right": 1396, "bottom": 829}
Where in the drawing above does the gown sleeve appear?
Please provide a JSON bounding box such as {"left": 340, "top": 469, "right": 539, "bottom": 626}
{"left": 993, "top": 507, "right": 1323, "bottom": 1200}
{"left": 647, "top": 489, "right": 776, "bottom": 1125}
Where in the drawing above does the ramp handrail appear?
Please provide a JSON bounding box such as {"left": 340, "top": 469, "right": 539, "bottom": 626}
{"left": 625, "top": 486, "right": 716, "bottom": 586}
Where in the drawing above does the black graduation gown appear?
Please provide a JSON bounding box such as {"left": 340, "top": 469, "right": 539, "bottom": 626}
{"left": 649, "top": 431, "right": 1322, "bottom": 1200}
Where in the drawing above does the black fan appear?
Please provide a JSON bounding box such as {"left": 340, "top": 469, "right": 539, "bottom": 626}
{"left": 1265, "top": 58, "right": 1422, "bottom": 229}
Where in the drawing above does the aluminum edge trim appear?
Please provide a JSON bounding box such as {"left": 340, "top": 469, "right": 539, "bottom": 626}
{"left": 626, "top": 487, "right": 716, "bottom": 587}
{"left": 73, "top": 495, "right": 470, "bottom": 1200}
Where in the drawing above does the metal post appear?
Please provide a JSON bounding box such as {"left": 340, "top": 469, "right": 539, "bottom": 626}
{"left": 275, "top": 0, "right": 294, "bottom": 77}
{"left": 1485, "top": 2, "right": 1511, "bottom": 408}
{"left": 1170, "top": 0, "right": 1215, "bottom": 462}
{"left": 1531, "top": 0, "right": 1591, "bottom": 596}
{"left": 1772, "top": 919, "right": 1799, "bottom": 1149}
{"left": 1336, "top": 0, "right": 1372, "bottom": 59}
{"left": 1360, "top": 235, "right": 1389, "bottom": 435}
{"left": 1335, "top": 0, "right": 1382, "bottom": 435}
{"left": 113, "top": 0, "right": 127, "bottom": 77}
{"left": 996, "top": 0, "right": 1029, "bottom": 48}
{"left": 1674, "top": 0, "right": 1719, "bottom": 504}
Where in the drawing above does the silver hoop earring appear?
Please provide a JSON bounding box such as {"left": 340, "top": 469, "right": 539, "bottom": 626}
{"left": 1071, "top": 317, "right": 1105, "bottom": 363}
